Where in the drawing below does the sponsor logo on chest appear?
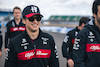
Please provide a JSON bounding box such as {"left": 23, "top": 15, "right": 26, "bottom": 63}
{"left": 21, "top": 38, "right": 29, "bottom": 50}
{"left": 88, "top": 31, "right": 95, "bottom": 42}
{"left": 10, "top": 27, "right": 25, "bottom": 32}
{"left": 75, "top": 31, "right": 78, "bottom": 36}
{"left": 41, "top": 37, "right": 49, "bottom": 45}
{"left": 73, "top": 38, "right": 80, "bottom": 50}
{"left": 86, "top": 44, "right": 100, "bottom": 52}
{"left": 17, "top": 49, "right": 51, "bottom": 61}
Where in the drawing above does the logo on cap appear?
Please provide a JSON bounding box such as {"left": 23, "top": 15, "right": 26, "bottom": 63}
{"left": 31, "top": 6, "right": 37, "bottom": 13}
{"left": 22, "top": 5, "right": 43, "bottom": 18}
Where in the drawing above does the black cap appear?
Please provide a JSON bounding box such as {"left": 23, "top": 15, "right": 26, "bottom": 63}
{"left": 22, "top": 5, "right": 43, "bottom": 18}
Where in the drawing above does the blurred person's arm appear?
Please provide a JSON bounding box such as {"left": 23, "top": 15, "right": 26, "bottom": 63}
{"left": 48, "top": 37, "right": 59, "bottom": 67}
{"left": 5, "top": 22, "right": 11, "bottom": 52}
{"left": 0, "top": 25, "right": 3, "bottom": 58}
{"left": 0, "top": 26, "right": 2, "bottom": 51}
{"left": 0, "top": 34, "right": 2, "bottom": 58}
{"left": 62, "top": 31, "right": 74, "bottom": 67}
{"left": 62, "top": 32, "right": 72, "bottom": 59}
{"left": 5, "top": 40, "right": 17, "bottom": 67}
{"left": 73, "top": 30, "right": 87, "bottom": 67}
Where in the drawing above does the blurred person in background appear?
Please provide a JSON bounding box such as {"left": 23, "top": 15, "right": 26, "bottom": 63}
{"left": 5, "top": 6, "right": 25, "bottom": 53}
{"left": 73, "top": 0, "right": 100, "bottom": 67}
{"left": 5, "top": 5, "right": 59, "bottom": 67}
{"left": 0, "top": 22, "right": 3, "bottom": 58}
{"left": 62, "top": 17, "right": 90, "bottom": 67}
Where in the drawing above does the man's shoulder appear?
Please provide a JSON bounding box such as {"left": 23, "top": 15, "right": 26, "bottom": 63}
{"left": 42, "top": 32, "right": 54, "bottom": 39}
{"left": 11, "top": 32, "right": 24, "bottom": 42}
{"left": 42, "top": 32, "right": 52, "bottom": 37}
{"left": 67, "top": 28, "right": 76, "bottom": 35}
{"left": 8, "top": 19, "right": 14, "bottom": 23}
{"left": 80, "top": 27, "right": 89, "bottom": 33}
{"left": 7, "top": 20, "right": 14, "bottom": 25}
{"left": 77, "top": 27, "right": 89, "bottom": 37}
{"left": 69, "top": 28, "right": 76, "bottom": 32}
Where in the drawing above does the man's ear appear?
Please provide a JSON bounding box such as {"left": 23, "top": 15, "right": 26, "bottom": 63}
{"left": 82, "top": 23, "right": 85, "bottom": 26}
{"left": 93, "top": 13, "right": 96, "bottom": 18}
{"left": 22, "top": 19, "right": 26, "bottom": 24}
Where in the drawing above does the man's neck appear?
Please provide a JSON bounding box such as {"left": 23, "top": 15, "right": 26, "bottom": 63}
{"left": 78, "top": 26, "right": 82, "bottom": 30}
{"left": 27, "top": 29, "right": 39, "bottom": 40}
{"left": 15, "top": 18, "right": 21, "bottom": 25}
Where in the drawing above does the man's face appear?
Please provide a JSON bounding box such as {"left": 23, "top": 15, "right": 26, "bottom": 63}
{"left": 13, "top": 9, "right": 22, "bottom": 20}
{"left": 96, "top": 5, "right": 100, "bottom": 25}
{"left": 23, "top": 16, "right": 41, "bottom": 32}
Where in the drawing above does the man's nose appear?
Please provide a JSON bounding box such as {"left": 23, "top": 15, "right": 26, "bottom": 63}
{"left": 33, "top": 19, "right": 38, "bottom": 22}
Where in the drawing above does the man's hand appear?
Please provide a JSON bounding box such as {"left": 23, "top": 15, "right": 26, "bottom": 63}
{"left": 67, "top": 59, "right": 74, "bottom": 67}
{"left": 5, "top": 48, "right": 7, "bottom": 53}
{"left": 0, "top": 51, "right": 2, "bottom": 58}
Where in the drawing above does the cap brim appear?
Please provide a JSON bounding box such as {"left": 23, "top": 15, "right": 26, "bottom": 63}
{"left": 25, "top": 13, "right": 43, "bottom": 18}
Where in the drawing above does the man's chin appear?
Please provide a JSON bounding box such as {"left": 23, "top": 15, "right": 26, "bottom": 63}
{"left": 15, "top": 17, "right": 21, "bottom": 20}
{"left": 97, "top": 20, "right": 100, "bottom": 25}
{"left": 31, "top": 30, "right": 37, "bottom": 32}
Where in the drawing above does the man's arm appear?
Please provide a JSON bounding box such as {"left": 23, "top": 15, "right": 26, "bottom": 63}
{"left": 0, "top": 26, "right": 3, "bottom": 58}
{"left": 73, "top": 31, "right": 86, "bottom": 67}
{"left": 0, "top": 27, "right": 2, "bottom": 51}
{"left": 62, "top": 32, "right": 74, "bottom": 67}
{"left": 48, "top": 37, "right": 59, "bottom": 67}
{"left": 0, "top": 35, "right": 2, "bottom": 58}
{"left": 5, "top": 23, "right": 10, "bottom": 51}
{"left": 5, "top": 41, "right": 17, "bottom": 67}
{"left": 62, "top": 32, "right": 72, "bottom": 59}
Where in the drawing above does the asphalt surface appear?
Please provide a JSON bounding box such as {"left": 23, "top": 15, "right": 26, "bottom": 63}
{"left": 0, "top": 26, "right": 67, "bottom": 67}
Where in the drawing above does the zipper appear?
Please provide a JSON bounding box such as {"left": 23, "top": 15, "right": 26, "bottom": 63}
{"left": 18, "top": 25, "right": 19, "bottom": 31}
{"left": 34, "top": 45, "right": 36, "bottom": 67}
{"left": 34, "top": 45, "right": 36, "bottom": 56}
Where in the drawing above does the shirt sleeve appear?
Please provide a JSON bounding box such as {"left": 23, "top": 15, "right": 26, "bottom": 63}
{"left": 62, "top": 32, "right": 72, "bottom": 59}
{"left": 5, "top": 22, "right": 10, "bottom": 48}
{"left": 0, "top": 26, "right": 2, "bottom": 50}
{"left": 4, "top": 40, "right": 17, "bottom": 67}
{"left": 73, "top": 31, "right": 86, "bottom": 67}
{"left": 48, "top": 37, "right": 59, "bottom": 67}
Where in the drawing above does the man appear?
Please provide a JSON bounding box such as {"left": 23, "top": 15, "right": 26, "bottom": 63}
{"left": 5, "top": 6, "right": 25, "bottom": 52}
{"left": 62, "top": 17, "right": 90, "bottom": 67}
{"left": 73, "top": 0, "right": 100, "bottom": 67}
{"left": 0, "top": 23, "right": 2, "bottom": 58}
{"left": 5, "top": 5, "right": 59, "bottom": 67}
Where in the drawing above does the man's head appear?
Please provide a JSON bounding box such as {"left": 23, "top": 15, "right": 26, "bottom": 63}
{"left": 92, "top": 0, "right": 100, "bottom": 15}
{"left": 13, "top": 6, "right": 22, "bottom": 20}
{"left": 92, "top": 0, "right": 100, "bottom": 25}
{"left": 78, "top": 17, "right": 90, "bottom": 30}
{"left": 22, "top": 5, "right": 43, "bottom": 32}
